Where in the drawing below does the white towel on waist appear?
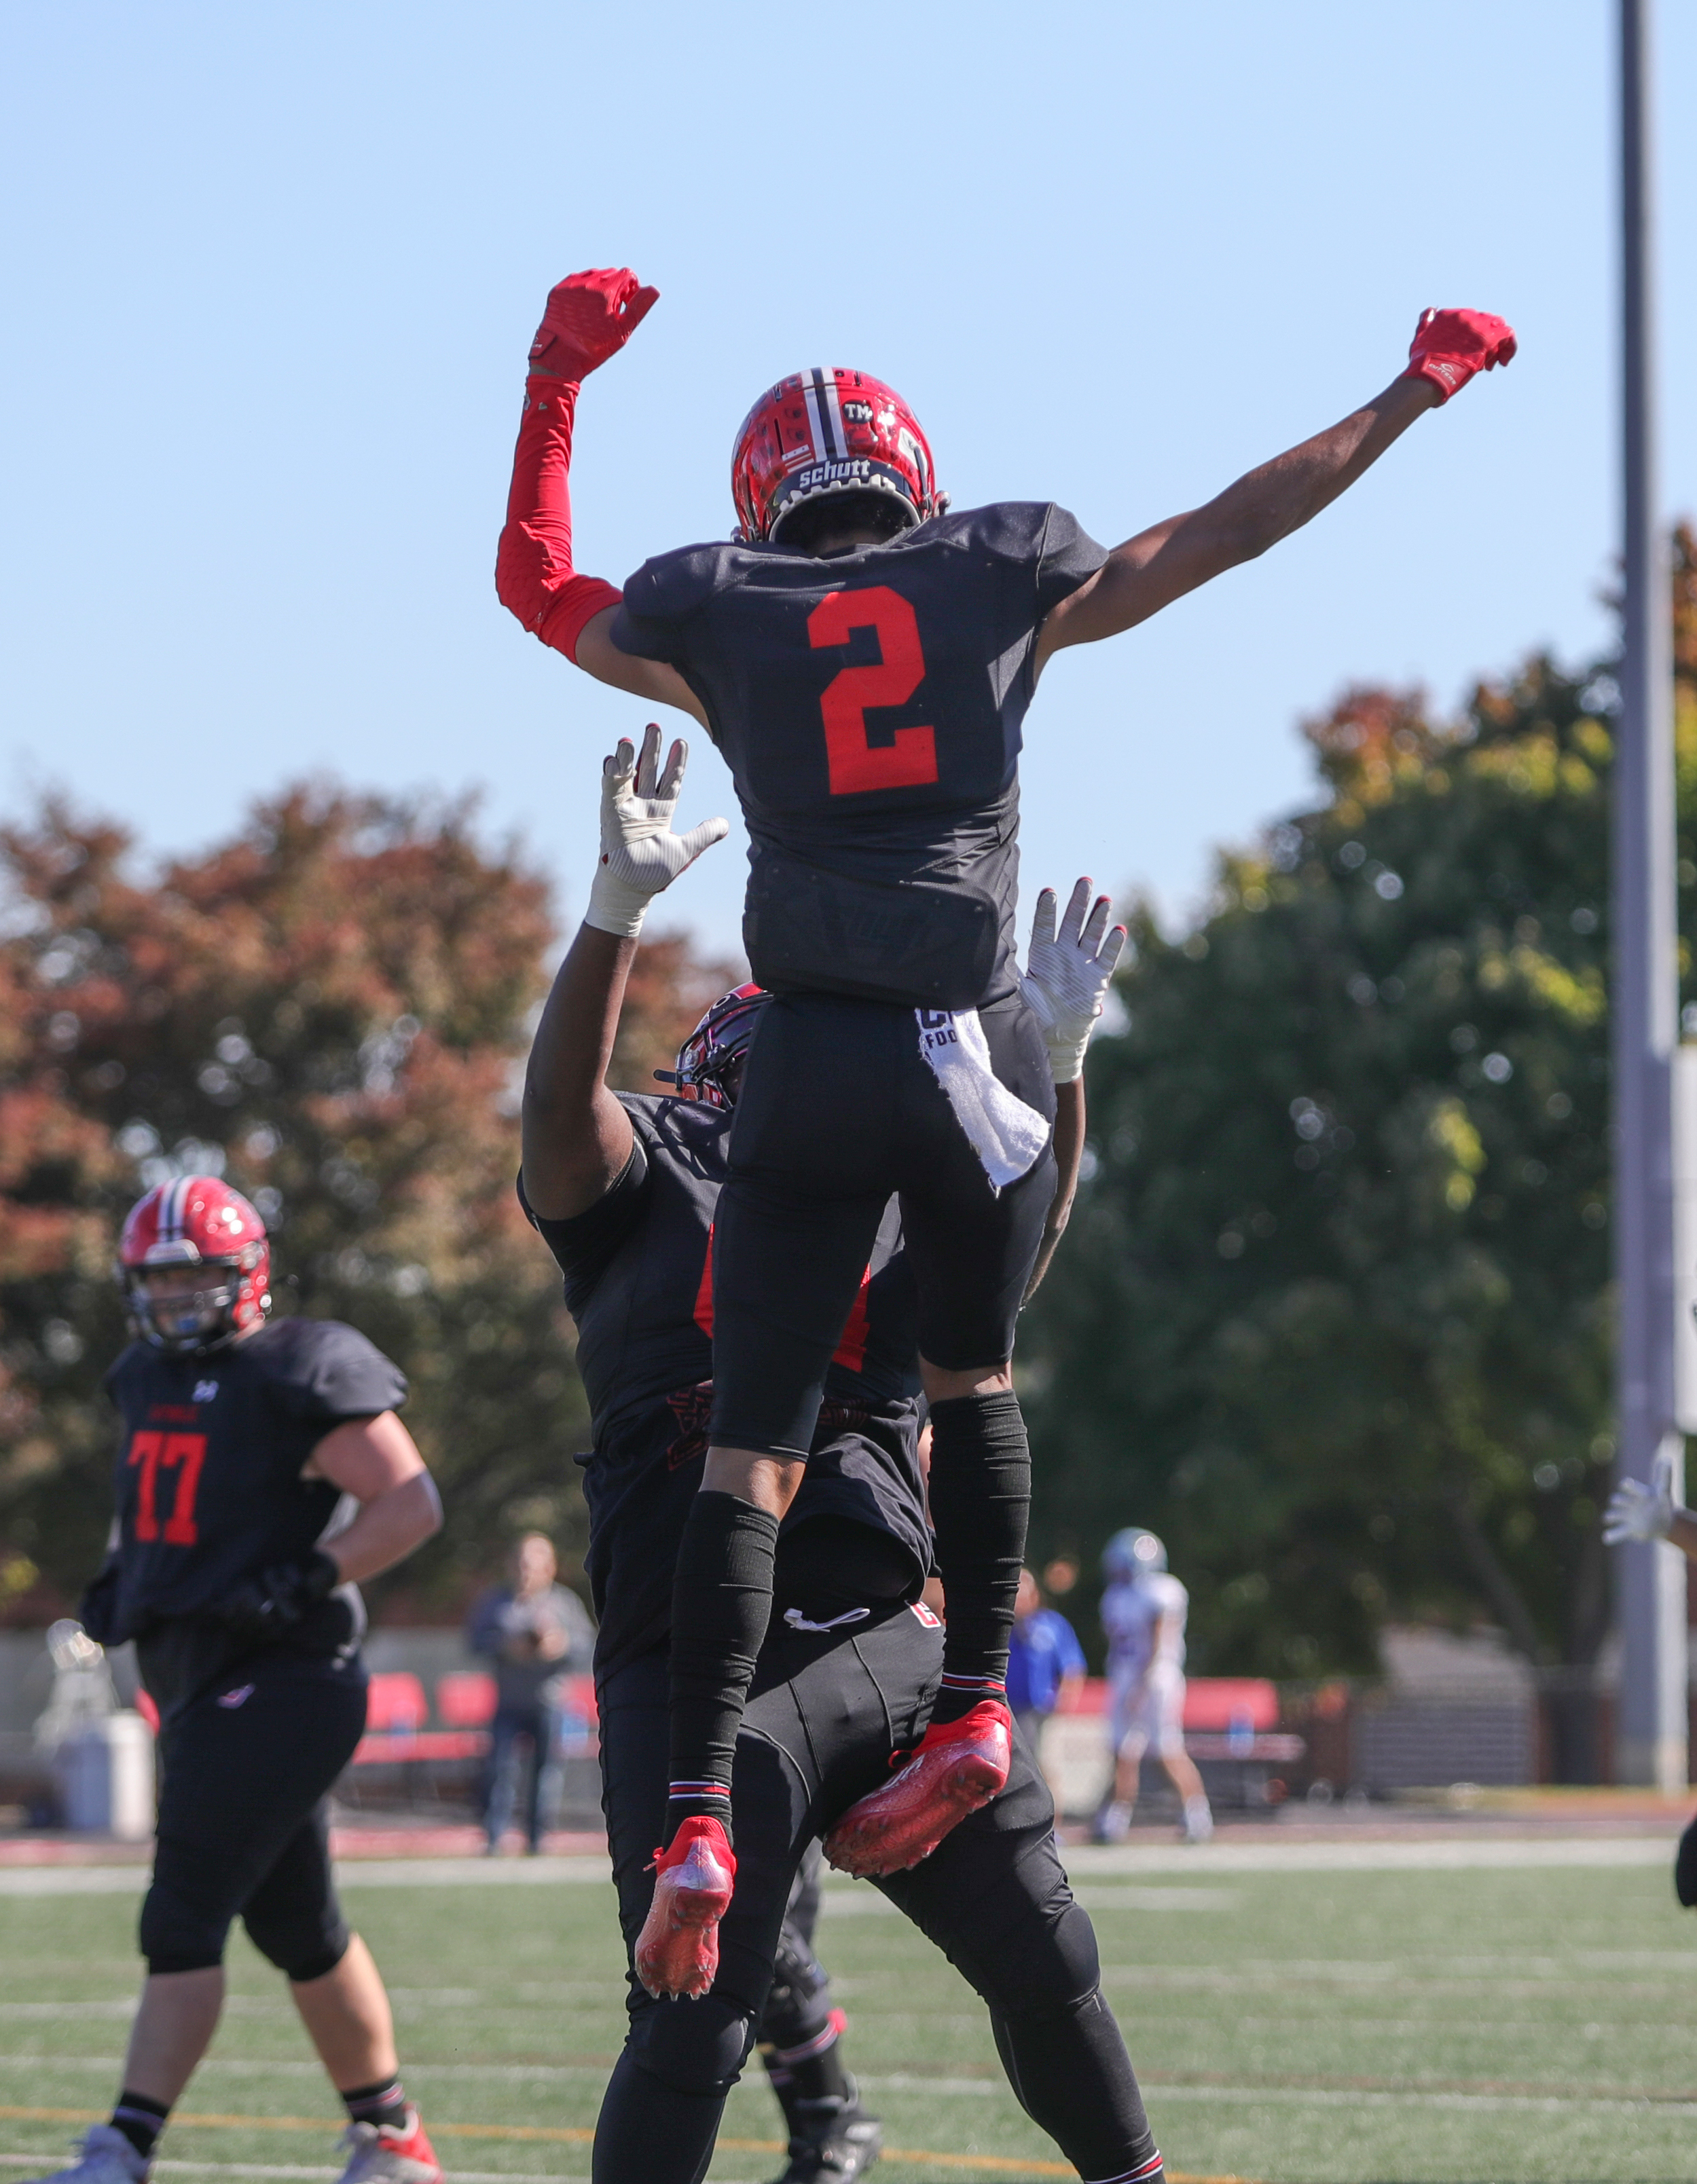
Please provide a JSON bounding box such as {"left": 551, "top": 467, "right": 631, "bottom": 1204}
{"left": 916, "top": 1008, "right": 1051, "bottom": 1191}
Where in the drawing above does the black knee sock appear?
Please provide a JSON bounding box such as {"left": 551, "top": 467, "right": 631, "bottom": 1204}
{"left": 991, "top": 1988, "right": 1161, "bottom": 2183}
{"left": 925, "top": 1390, "right": 1029, "bottom": 1726}
{"left": 111, "top": 2091, "right": 170, "bottom": 2161}
{"left": 665, "top": 1490, "right": 780, "bottom": 1845}
{"left": 340, "top": 2075, "right": 410, "bottom": 2132}
{"left": 762, "top": 2012, "right": 855, "bottom": 2141}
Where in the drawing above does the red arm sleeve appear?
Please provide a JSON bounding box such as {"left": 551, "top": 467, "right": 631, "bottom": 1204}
{"left": 494, "top": 377, "right": 624, "bottom": 663}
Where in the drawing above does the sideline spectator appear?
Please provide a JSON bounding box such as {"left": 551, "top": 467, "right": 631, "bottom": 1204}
{"left": 467, "top": 1534, "right": 592, "bottom": 1854}
{"left": 1095, "top": 1528, "right": 1214, "bottom": 1845}
{"left": 1006, "top": 1569, "right": 1084, "bottom": 1792}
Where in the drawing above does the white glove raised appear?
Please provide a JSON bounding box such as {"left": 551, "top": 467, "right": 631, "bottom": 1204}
{"left": 1017, "top": 878, "right": 1127, "bottom": 1084}
{"left": 1602, "top": 1454, "right": 1677, "bottom": 1546}
{"left": 584, "top": 722, "right": 729, "bottom": 938}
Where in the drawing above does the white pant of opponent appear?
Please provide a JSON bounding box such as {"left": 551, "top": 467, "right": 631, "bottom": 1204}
{"left": 1108, "top": 1665, "right": 1186, "bottom": 1763}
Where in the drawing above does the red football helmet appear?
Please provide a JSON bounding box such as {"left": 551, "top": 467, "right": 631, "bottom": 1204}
{"left": 117, "top": 1174, "right": 272, "bottom": 1354}
{"left": 658, "top": 984, "right": 770, "bottom": 1109}
{"left": 731, "top": 370, "right": 944, "bottom": 544}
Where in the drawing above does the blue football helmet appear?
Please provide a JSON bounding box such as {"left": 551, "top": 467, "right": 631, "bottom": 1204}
{"left": 1102, "top": 1528, "right": 1167, "bottom": 1581}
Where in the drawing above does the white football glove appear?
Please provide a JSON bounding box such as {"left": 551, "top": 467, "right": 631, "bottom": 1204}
{"left": 1602, "top": 1452, "right": 1677, "bottom": 1546}
{"left": 1017, "top": 878, "right": 1127, "bottom": 1084}
{"left": 584, "top": 723, "right": 729, "bottom": 938}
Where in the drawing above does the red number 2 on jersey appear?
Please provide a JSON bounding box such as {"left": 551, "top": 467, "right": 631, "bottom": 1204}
{"left": 808, "top": 586, "right": 938, "bottom": 798}
{"left": 126, "top": 1430, "right": 208, "bottom": 1545}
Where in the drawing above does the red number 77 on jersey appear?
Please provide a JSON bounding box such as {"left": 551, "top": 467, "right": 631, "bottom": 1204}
{"left": 809, "top": 587, "right": 939, "bottom": 798}
{"left": 127, "top": 1429, "right": 208, "bottom": 1544}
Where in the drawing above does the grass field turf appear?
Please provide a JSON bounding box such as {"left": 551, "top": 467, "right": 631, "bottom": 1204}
{"left": 1, "top": 1852, "right": 1694, "bottom": 2184}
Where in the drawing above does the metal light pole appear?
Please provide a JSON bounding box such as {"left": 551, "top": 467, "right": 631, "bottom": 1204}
{"left": 1613, "top": 0, "right": 1685, "bottom": 1793}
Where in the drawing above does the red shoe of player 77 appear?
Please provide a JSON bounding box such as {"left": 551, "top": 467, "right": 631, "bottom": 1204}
{"left": 634, "top": 1815, "right": 737, "bottom": 1999}
{"left": 333, "top": 2108, "right": 443, "bottom": 2184}
{"left": 824, "top": 1700, "right": 1012, "bottom": 1876}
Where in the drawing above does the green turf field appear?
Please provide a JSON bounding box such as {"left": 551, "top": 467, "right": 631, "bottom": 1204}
{"left": 1, "top": 1849, "right": 1694, "bottom": 2184}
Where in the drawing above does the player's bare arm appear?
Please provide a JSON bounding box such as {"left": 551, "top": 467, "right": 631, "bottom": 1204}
{"left": 1033, "top": 308, "right": 1516, "bottom": 673}
{"left": 576, "top": 610, "right": 706, "bottom": 723}
{"left": 302, "top": 1411, "right": 441, "bottom": 1583}
{"left": 522, "top": 923, "right": 640, "bottom": 1219}
{"left": 1026, "top": 1078, "right": 1084, "bottom": 1301}
{"left": 1019, "top": 878, "right": 1126, "bottom": 1299}
{"left": 522, "top": 726, "right": 727, "bottom": 1220}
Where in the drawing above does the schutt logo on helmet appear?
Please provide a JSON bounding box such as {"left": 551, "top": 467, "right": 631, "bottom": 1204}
{"left": 730, "top": 369, "right": 946, "bottom": 544}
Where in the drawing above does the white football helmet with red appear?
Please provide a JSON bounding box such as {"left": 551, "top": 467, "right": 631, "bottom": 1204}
{"left": 117, "top": 1175, "right": 271, "bottom": 1354}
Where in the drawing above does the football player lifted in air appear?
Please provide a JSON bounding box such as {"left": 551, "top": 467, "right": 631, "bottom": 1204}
{"left": 24, "top": 1180, "right": 445, "bottom": 2184}
{"left": 496, "top": 270, "right": 1516, "bottom": 1993}
{"left": 517, "top": 731, "right": 1152, "bottom": 2184}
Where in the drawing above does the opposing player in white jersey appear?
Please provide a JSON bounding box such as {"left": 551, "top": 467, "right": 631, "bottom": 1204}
{"left": 1095, "top": 1530, "right": 1212, "bottom": 1845}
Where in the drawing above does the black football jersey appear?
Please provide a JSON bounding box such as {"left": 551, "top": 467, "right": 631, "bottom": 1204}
{"left": 612, "top": 502, "right": 1106, "bottom": 1007}
{"left": 520, "top": 1093, "right": 928, "bottom": 1679}
{"left": 100, "top": 1317, "right": 405, "bottom": 1711}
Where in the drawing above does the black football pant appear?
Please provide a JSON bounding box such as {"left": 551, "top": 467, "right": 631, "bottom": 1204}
{"left": 141, "top": 1648, "right": 366, "bottom": 1980}
{"left": 594, "top": 1609, "right": 1162, "bottom": 2184}
{"left": 674, "top": 991, "right": 1053, "bottom": 1807}
{"left": 759, "top": 1841, "right": 834, "bottom": 2054}
{"left": 710, "top": 989, "right": 1057, "bottom": 1456}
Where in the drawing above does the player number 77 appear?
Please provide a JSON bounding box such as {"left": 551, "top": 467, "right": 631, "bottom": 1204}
{"left": 126, "top": 1429, "right": 208, "bottom": 1545}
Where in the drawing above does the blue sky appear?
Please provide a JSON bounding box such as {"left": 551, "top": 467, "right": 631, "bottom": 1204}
{"left": 3, "top": 1, "right": 1692, "bottom": 959}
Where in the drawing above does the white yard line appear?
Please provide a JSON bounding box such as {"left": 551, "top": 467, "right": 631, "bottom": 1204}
{"left": 0, "top": 1833, "right": 1675, "bottom": 1898}
{"left": 0, "top": 2062, "right": 613, "bottom": 2081}
{"left": 1144, "top": 2084, "right": 1693, "bottom": 2115}
{"left": 0, "top": 2163, "right": 596, "bottom": 2184}
{"left": 5, "top": 2058, "right": 1683, "bottom": 2115}
{"left": 1057, "top": 1836, "right": 1675, "bottom": 1875}
{"left": 0, "top": 1857, "right": 619, "bottom": 1899}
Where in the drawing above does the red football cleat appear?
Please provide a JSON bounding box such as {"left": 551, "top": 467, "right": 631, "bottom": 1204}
{"left": 634, "top": 1815, "right": 737, "bottom": 1999}
{"left": 824, "top": 1700, "right": 1011, "bottom": 1876}
{"left": 333, "top": 2106, "right": 443, "bottom": 2184}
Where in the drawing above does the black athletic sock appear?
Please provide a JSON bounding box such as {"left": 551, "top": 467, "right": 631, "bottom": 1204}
{"left": 924, "top": 1390, "right": 1029, "bottom": 1726}
{"left": 111, "top": 2090, "right": 170, "bottom": 2162}
{"left": 763, "top": 2014, "right": 855, "bottom": 2140}
{"left": 340, "top": 2075, "right": 410, "bottom": 2132}
{"left": 665, "top": 1490, "right": 780, "bottom": 1845}
{"left": 991, "top": 1988, "right": 1161, "bottom": 2183}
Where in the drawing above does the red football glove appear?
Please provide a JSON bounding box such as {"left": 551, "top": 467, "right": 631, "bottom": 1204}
{"left": 528, "top": 267, "right": 659, "bottom": 382}
{"left": 1400, "top": 308, "right": 1517, "bottom": 404}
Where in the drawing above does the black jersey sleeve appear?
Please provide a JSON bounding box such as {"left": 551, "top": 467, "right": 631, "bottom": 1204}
{"left": 1035, "top": 503, "right": 1110, "bottom": 613}
{"left": 518, "top": 1130, "right": 652, "bottom": 1316}
{"left": 266, "top": 1318, "right": 409, "bottom": 1428}
{"left": 609, "top": 543, "right": 731, "bottom": 665}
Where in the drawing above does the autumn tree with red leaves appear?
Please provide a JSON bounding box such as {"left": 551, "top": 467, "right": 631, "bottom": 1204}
{"left": 0, "top": 785, "right": 735, "bottom": 1621}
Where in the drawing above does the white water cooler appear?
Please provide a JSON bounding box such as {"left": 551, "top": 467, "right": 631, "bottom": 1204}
{"left": 54, "top": 1711, "right": 156, "bottom": 1838}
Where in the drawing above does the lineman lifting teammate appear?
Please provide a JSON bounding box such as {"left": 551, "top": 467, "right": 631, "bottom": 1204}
{"left": 26, "top": 1179, "right": 445, "bottom": 2184}
{"left": 519, "top": 733, "right": 1154, "bottom": 2184}
{"left": 496, "top": 268, "right": 1518, "bottom": 1991}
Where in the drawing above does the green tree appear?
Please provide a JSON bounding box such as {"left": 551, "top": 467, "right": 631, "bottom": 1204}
{"left": 1024, "top": 530, "right": 1697, "bottom": 1699}
{"left": 0, "top": 785, "right": 736, "bottom": 1621}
